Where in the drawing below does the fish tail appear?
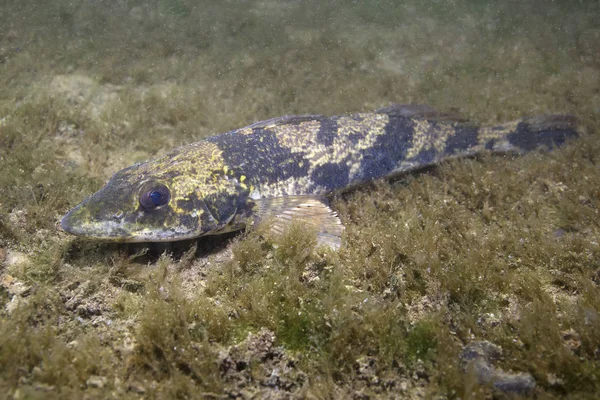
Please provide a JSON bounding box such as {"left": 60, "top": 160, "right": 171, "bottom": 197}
{"left": 480, "top": 115, "right": 579, "bottom": 154}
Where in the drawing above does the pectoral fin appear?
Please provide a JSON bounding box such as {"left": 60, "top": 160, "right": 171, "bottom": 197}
{"left": 253, "top": 195, "right": 344, "bottom": 250}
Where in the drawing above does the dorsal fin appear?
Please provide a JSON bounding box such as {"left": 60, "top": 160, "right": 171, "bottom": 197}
{"left": 376, "top": 104, "right": 469, "bottom": 124}
{"left": 521, "top": 114, "right": 577, "bottom": 132}
{"left": 246, "top": 114, "right": 326, "bottom": 130}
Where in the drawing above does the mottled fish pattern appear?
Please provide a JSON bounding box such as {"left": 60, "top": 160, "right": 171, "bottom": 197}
{"left": 61, "top": 104, "right": 578, "bottom": 248}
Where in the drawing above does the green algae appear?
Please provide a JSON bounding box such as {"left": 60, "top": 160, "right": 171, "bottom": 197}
{"left": 1, "top": 0, "right": 600, "bottom": 398}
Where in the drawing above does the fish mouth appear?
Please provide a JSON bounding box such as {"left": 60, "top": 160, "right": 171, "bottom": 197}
{"left": 60, "top": 205, "right": 201, "bottom": 242}
{"left": 60, "top": 203, "right": 132, "bottom": 240}
{"left": 60, "top": 205, "right": 86, "bottom": 236}
{"left": 60, "top": 207, "right": 124, "bottom": 240}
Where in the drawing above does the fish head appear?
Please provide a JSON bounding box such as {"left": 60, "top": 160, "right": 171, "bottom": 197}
{"left": 61, "top": 146, "right": 243, "bottom": 242}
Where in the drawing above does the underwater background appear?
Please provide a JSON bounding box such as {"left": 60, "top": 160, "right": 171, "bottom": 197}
{"left": 1, "top": 0, "right": 599, "bottom": 398}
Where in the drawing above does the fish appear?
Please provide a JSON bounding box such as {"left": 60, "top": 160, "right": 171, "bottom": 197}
{"left": 60, "top": 104, "right": 578, "bottom": 249}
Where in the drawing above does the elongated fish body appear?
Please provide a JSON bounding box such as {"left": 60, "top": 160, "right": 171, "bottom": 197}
{"left": 61, "top": 104, "right": 578, "bottom": 248}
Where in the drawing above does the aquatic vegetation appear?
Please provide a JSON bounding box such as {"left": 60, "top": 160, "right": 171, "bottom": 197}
{"left": 1, "top": 0, "right": 599, "bottom": 398}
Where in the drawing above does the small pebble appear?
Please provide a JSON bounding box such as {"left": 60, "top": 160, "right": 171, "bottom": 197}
{"left": 460, "top": 340, "right": 535, "bottom": 396}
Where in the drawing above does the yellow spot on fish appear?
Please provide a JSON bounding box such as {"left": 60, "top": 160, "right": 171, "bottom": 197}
{"left": 237, "top": 127, "right": 254, "bottom": 135}
{"left": 479, "top": 121, "right": 519, "bottom": 142}
{"left": 405, "top": 120, "right": 456, "bottom": 160}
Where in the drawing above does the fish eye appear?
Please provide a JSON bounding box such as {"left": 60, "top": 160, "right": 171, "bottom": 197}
{"left": 139, "top": 183, "right": 171, "bottom": 210}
